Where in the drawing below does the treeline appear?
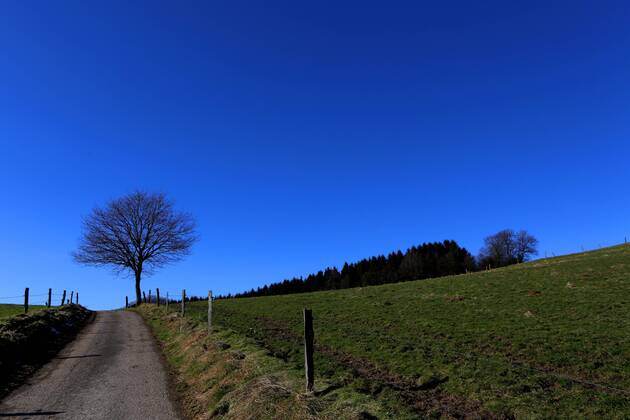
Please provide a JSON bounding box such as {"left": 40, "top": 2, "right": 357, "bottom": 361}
{"left": 220, "top": 240, "right": 476, "bottom": 299}
{"left": 212, "top": 230, "right": 538, "bottom": 300}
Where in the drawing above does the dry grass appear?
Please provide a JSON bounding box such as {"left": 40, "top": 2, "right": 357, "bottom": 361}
{"left": 136, "top": 305, "right": 390, "bottom": 420}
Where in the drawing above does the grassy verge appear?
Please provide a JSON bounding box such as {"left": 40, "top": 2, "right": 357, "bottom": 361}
{"left": 0, "top": 304, "right": 47, "bottom": 319}
{"left": 0, "top": 304, "right": 92, "bottom": 399}
{"left": 135, "top": 304, "right": 416, "bottom": 419}
{"left": 179, "top": 244, "right": 630, "bottom": 418}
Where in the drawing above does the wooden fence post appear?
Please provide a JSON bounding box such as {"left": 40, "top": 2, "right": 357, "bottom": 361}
{"left": 125, "top": 296, "right": 128, "bottom": 308}
{"left": 70, "top": 291, "right": 74, "bottom": 304}
{"left": 207, "top": 290, "right": 212, "bottom": 332}
{"left": 181, "top": 289, "right": 186, "bottom": 316}
{"left": 24, "top": 287, "right": 29, "bottom": 314}
{"left": 148, "top": 289, "right": 152, "bottom": 304}
{"left": 143, "top": 291, "right": 146, "bottom": 304}
{"left": 47, "top": 288, "right": 52, "bottom": 308}
{"left": 303, "top": 308, "right": 314, "bottom": 392}
{"left": 61, "top": 290, "right": 66, "bottom": 306}
{"left": 76, "top": 292, "right": 79, "bottom": 305}
{"left": 156, "top": 288, "right": 160, "bottom": 307}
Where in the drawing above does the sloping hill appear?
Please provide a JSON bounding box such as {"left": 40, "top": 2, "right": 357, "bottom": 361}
{"left": 183, "top": 244, "right": 630, "bottom": 417}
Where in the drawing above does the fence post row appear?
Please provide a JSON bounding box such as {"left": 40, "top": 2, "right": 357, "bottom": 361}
{"left": 303, "top": 308, "right": 314, "bottom": 392}
{"left": 61, "top": 290, "right": 66, "bottom": 306}
{"left": 156, "top": 288, "right": 160, "bottom": 307}
{"left": 181, "top": 289, "right": 186, "bottom": 316}
{"left": 47, "top": 288, "right": 52, "bottom": 308}
{"left": 24, "top": 287, "right": 29, "bottom": 314}
{"left": 207, "top": 290, "right": 212, "bottom": 332}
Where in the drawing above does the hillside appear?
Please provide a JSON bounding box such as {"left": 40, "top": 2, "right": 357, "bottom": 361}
{"left": 175, "top": 244, "right": 630, "bottom": 417}
{"left": 0, "top": 304, "right": 46, "bottom": 319}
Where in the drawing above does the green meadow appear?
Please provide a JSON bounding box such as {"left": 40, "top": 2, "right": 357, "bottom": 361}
{"left": 0, "top": 304, "right": 46, "bottom": 320}
{"left": 179, "top": 244, "right": 630, "bottom": 417}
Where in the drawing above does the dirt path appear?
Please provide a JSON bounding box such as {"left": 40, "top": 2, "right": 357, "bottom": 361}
{"left": 0, "top": 311, "right": 181, "bottom": 419}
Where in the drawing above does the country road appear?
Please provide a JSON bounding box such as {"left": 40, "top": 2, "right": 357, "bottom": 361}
{"left": 0, "top": 311, "right": 181, "bottom": 420}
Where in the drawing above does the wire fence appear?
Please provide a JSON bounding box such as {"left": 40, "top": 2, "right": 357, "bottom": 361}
{"left": 0, "top": 287, "right": 80, "bottom": 314}
{"left": 125, "top": 288, "right": 215, "bottom": 309}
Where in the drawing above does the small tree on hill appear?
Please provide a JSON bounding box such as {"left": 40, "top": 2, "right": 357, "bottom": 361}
{"left": 514, "top": 230, "right": 538, "bottom": 263}
{"left": 73, "top": 191, "right": 197, "bottom": 305}
{"left": 479, "top": 229, "right": 538, "bottom": 268}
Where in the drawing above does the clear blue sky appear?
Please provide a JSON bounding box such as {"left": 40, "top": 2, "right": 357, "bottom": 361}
{"left": 1, "top": 1, "right": 629, "bottom": 309}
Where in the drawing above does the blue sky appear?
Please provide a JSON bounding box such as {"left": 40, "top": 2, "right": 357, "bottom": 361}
{"left": 1, "top": 1, "right": 629, "bottom": 309}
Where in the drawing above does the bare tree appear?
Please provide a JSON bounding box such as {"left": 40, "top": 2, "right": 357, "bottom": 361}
{"left": 73, "top": 191, "right": 197, "bottom": 305}
{"left": 479, "top": 229, "right": 516, "bottom": 267}
{"left": 514, "top": 230, "right": 538, "bottom": 263}
{"left": 479, "top": 229, "right": 538, "bottom": 268}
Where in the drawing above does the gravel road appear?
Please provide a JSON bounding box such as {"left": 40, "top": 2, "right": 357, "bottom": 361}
{"left": 0, "top": 311, "right": 181, "bottom": 420}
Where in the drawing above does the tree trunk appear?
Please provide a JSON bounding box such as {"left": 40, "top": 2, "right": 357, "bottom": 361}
{"left": 135, "top": 270, "right": 142, "bottom": 306}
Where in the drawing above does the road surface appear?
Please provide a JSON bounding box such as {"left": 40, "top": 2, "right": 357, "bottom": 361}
{"left": 0, "top": 311, "right": 181, "bottom": 419}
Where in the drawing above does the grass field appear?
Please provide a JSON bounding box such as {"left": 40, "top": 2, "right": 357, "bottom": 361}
{"left": 0, "top": 304, "right": 46, "bottom": 319}
{"left": 177, "top": 244, "right": 630, "bottom": 418}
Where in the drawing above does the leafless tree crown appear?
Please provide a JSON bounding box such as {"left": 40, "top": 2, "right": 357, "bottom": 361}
{"left": 479, "top": 229, "right": 538, "bottom": 266}
{"left": 73, "top": 191, "right": 197, "bottom": 276}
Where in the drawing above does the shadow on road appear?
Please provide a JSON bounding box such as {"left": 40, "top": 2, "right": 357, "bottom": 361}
{"left": 55, "top": 354, "right": 102, "bottom": 360}
{"left": 0, "top": 411, "right": 64, "bottom": 417}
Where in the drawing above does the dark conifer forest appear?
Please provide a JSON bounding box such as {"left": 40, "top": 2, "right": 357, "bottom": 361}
{"left": 223, "top": 240, "right": 477, "bottom": 299}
